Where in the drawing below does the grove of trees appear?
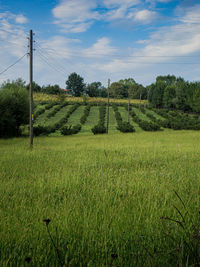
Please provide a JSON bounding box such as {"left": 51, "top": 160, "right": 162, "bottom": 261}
{"left": 148, "top": 75, "right": 200, "bottom": 112}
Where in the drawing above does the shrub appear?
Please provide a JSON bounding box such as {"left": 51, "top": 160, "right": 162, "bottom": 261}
{"left": 33, "top": 103, "right": 79, "bottom": 136}
{"left": 80, "top": 104, "right": 91, "bottom": 124}
{"left": 61, "top": 124, "right": 81, "bottom": 135}
{"left": 131, "top": 111, "right": 161, "bottom": 131}
{"left": 113, "top": 104, "right": 135, "bottom": 133}
{"left": 91, "top": 104, "right": 106, "bottom": 134}
{"left": 117, "top": 121, "right": 135, "bottom": 133}
{"left": 0, "top": 81, "right": 29, "bottom": 137}
{"left": 91, "top": 123, "right": 106, "bottom": 134}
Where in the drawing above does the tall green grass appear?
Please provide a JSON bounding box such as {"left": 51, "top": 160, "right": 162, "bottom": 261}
{"left": 0, "top": 131, "right": 200, "bottom": 266}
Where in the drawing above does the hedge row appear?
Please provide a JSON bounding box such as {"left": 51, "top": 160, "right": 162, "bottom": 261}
{"left": 91, "top": 104, "right": 106, "bottom": 134}
{"left": 33, "top": 103, "right": 80, "bottom": 136}
{"left": 154, "top": 109, "right": 200, "bottom": 130}
{"left": 46, "top": 103, "right": 67, "bottom": 119}
{"left": 113, "top": 105, "right": 135, "bottom": 133}
{"left": 145, "top": 112, "right": 169, "bottom": 128}
{"left": 80, "top": 104, "right": 91, "bottom": 124}
{"left": 131, "top": 110, "right": 161, "bottom": 131}
{"left": 60, "top": 124, "right": 81, "bottom": 135}
{"left": 34, "top": 103, "right": 55, "bottom": 120}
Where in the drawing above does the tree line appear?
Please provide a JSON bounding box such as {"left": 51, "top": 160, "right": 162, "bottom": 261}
{"left": 147, "top": 75, "right": 200, "bottom": 112}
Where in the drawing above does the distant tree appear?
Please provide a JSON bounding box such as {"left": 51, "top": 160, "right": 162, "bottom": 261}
{"left": 151, "top": 80, "right": 165, "bottom": 107}
{"left": 0, "top": 78, "right": 26, "bottom": 90}
{"left": 66, "top": 72, "right": 85, "bottom": 97}
{"left": 99, "top": 87, "right": 107, "bottom": 98}
{"left": 110, "top": 82, "right": 127, "bottom": 98}
{"left": 26, "top": 81, "right": 41, "bottom": 92}
{"left": 86, "top": 82, "right": 102, "bottom": 97}
{"left": 186, "top": 82, "right": 200, "bottom": 112}
{"left": 42, "top": 84, "right": 62, "bottom": 95}
{"left": 163, "top": 84, "right": 176, "bottom": 108}
{"left": 0, "top": 79, "right": 29, "bottom": 137}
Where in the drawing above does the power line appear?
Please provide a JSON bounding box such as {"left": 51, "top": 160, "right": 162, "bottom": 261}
{"left": 0, "top": 53, "right": 27, "bottom": 76}
{"left": 34, "top": 40, "right": 73, "bottom": 72}
{"left": 35, "top": 49, "right": 67, "bottom": 77}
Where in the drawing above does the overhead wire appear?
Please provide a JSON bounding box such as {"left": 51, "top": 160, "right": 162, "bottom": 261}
{"left": 0, "top": 53, "right": 28, "bottom": 76}
{"left": 34, "top": 40, "right": 73, "bottom": 73}
{"left": 35, "top": 49, "right": 67, "bottom": 78}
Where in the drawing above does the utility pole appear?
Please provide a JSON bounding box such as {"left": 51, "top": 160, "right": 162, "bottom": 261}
{"left": 29, "top": 29, "right": 33, "bottom": 148}
{"left": 106, "top": 79, "right": 110, "bottom": 134}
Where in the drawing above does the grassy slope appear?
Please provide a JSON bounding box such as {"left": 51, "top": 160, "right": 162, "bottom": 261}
{"left": 1, "top": 131, "right": 200, "bottom": 265}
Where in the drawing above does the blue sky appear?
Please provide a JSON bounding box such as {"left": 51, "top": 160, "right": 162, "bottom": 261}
{"left": 0, "top": 0, "right": 200, "bottom": 88}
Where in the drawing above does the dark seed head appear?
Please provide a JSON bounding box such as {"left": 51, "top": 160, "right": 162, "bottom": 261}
{"left": 111, "top": 253, "right": 118, "bottom": 259}
{"left": 25, "top": 257, "right": 31, "bottom": 263}
{"left": 43, "top": 218, "right": 51, "bottom": 226}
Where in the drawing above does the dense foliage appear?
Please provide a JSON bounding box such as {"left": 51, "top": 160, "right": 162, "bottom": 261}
{"left": 112, "top": 104, "right": 135, "bottom": 132}
{"left": 91, "top": 104, "right": 106, "bottom": 134}
{"left": 131, "top": 109, "right": 161, "bottom": 131}
{"left": 66, "top": 72, "right": 85, "bottom": 97}
{"left": 110, "top": 78, "right": 147, "bottom": 99}
{"left": 148, "top": 75, "right": 200, "bottom": 112}
{"left": 0, "top": 79, "right": 29, "bottom": 137}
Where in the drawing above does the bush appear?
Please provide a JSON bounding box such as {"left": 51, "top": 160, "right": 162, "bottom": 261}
{"left": 61, "top": 124, "right": 81, "bottom": 135}
{"left": 80, "top": 104, "right": 91, "bottom": 124}
{"left": 117, "top": 121, "right": 135, "bottom": 133}
{"left": 0, "top": 81, "right": 29, "bottom": 137}
{"left": 131, "top": 111, "right": 161, "bottom": 131}
{"left": 33, "top": 103, "right": 79, "bottom": 136}
{"left": 91, "top": 123, "right": 106, "bottom": 134}
{"left": 91, "top": 104, "right": 106, "bottom": 134}
{"left": 113, "top": 104, "right": 135, "bottom": 133}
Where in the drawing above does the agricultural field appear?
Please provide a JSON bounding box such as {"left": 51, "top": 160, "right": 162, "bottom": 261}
{"left": 1, "top": 131, "right": 200, "bottom": 266}
{"left": 31, "top": 101, "right": 200, "bottom": 136}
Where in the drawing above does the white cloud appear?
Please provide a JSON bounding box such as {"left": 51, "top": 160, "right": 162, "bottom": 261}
{"left": 52, "top": 0, "right": 99, "bottom": 32}
{"left": 15, "top": 14, "right": 28, "bottom": 24}
{"left": 97, "top": 5, "right": 200, "bottom": 84}
{"left": 83, "top": 37, "right": 118, "bottom": 58}
{"left": 103, "top": 0, "right": 140, "bottom": 8}
{"left": 133, "top": 9, "right": 158, "bottom": 23}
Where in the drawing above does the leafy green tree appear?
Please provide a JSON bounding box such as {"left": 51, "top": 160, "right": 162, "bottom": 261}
{"left": 26, "top": 81, "right": 41, "bottom": 92}
{"left": 99, "top": 87, "right": 107, "bottom": 98}
{"left": 163, "top": 84, "right": 176, "bottom": 108}
{"left": 151, "top": 80, "right": 165, "bottom": 107}
{"left": 0, "top": 79, "right": 29, "bottom": 137}
{"left": 66, "top": 72, "right": 85, "bottom": 97}
{"left": 110, "top": 82, "right": 127, "bottom": 98}
{"left": 86, "top": 82, "right": 102, "bottom": 97}
{"left": 42, "top": 84, "right": 62, "bottom": 95}
{"left": 186, "top": 82, "right": 200, "bottom": 112}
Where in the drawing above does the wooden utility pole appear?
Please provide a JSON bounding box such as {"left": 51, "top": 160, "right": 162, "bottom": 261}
{"left": 29, "top": 30, "right": 33, "bottom": 148}
{"left": 106, "top": 79, "right": 110, "bottom": 134}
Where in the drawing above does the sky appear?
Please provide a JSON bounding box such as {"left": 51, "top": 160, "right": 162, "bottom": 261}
{"left": 0, "top": 0, "right": 200, "bottom": 88}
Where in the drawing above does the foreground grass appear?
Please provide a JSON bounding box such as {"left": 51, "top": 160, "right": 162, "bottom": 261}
{"left": 1, "top": 131, "right": 200, "bottom": 266}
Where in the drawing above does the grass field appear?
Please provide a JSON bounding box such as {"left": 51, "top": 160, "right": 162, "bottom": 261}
{"left": 1, "top": 131, "right": 200, "bottom": 266}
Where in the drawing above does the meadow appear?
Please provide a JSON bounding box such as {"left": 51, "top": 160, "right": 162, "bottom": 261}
{"left": 1, "top": 131, "right": 200, "bottom": 266}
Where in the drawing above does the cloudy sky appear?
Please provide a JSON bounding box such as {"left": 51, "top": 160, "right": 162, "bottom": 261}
{"left": 0, "top": 0, "right": 200, "bottom": 87}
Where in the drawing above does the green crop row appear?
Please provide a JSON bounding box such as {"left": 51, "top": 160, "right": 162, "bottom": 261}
{"left": 113, "top": 104, "right": 135, "bottom": 133}
{"left": 91, "top": 104, "right": 107, "bottom": 134}
{"left": 33, "top": 103, "right": 80, "bottom": 136}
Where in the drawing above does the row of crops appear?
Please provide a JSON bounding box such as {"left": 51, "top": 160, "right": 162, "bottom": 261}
{"left": 33, "top": 102, "right": 200, "bottom": 136}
